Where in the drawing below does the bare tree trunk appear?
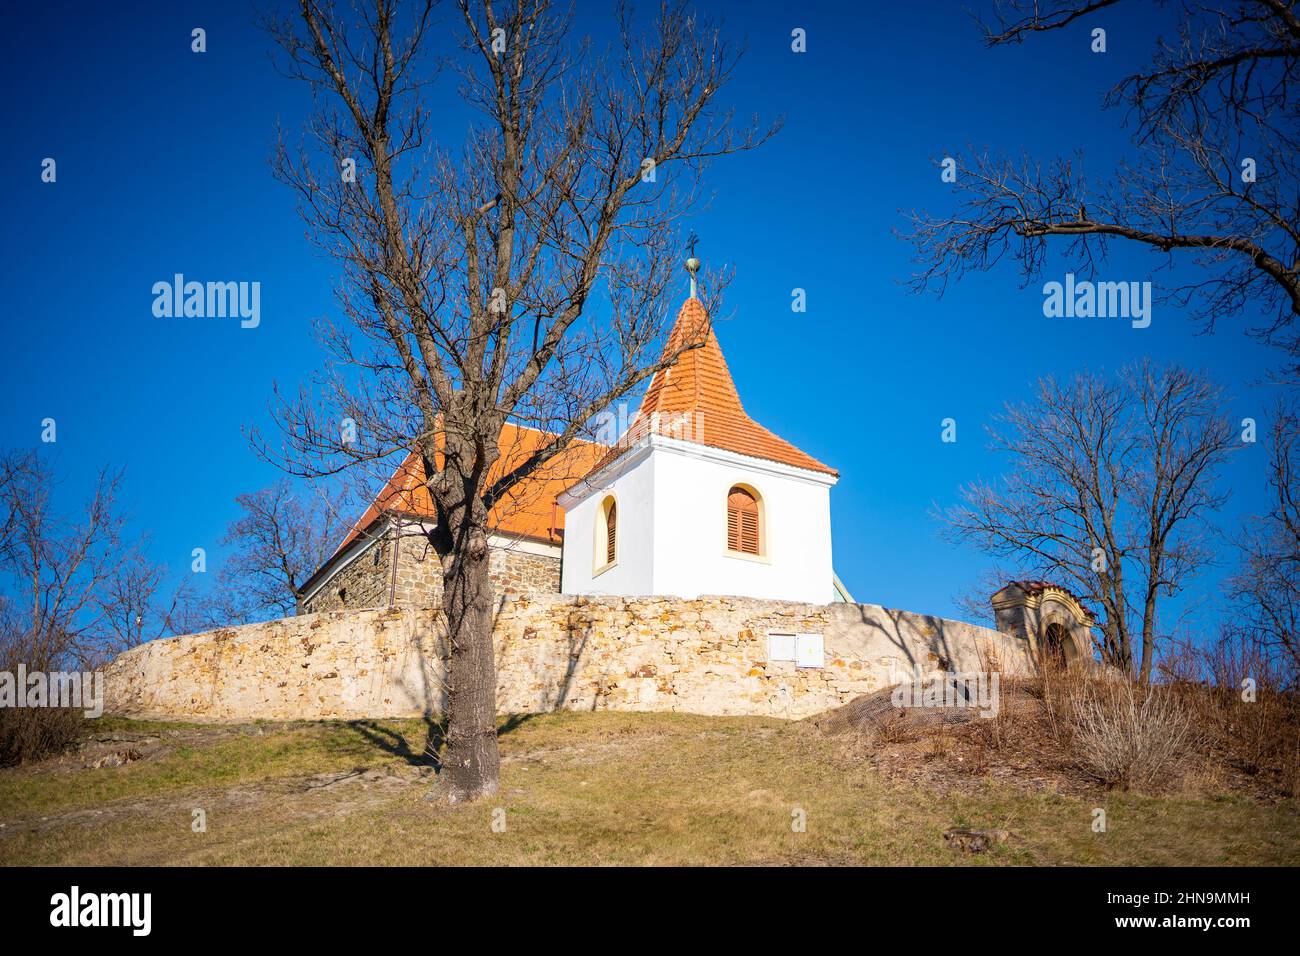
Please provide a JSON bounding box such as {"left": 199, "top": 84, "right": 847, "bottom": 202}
{"left": 941, "top": 362, "right": 1232, "bottom": 674}
{"left": 438, "top": 520, "right": 500, "bottom": 803}
{"left": 1139, "top": 587, "right": 1159, "bottom": 685}
{"left": 429, "top": 427, "right": 502, "bottom": 802}
{"left": 1231, "top": 400, "right": 1300, "bottom": 680}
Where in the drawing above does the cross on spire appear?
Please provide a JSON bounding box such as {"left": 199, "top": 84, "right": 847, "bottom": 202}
{"left": 684, "top": 231, "right": 700, "bottom": 299}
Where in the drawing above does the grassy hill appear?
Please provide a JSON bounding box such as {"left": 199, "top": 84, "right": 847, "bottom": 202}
{"left": 1, "top": 708, "right": 1296, "bottom": 866}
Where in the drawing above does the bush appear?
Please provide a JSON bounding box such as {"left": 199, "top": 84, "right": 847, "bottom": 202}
{"left": 1202, "top": 686, "right": 1300, "bottom": 796}
{"left": 0, "top": 704, "right": 85, "bottom": 767}
{"left": 1066, "top": 678, "right": 1198, "bottom": 791}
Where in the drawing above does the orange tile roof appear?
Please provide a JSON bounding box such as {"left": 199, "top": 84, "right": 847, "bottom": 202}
{"left": 332, "top": 423, "right": 604, "bottom": 556}
{"left": 328, "top": 297, "right": 834, "bottom": 569}
{"left": 584, "top": 297, "right": 837, "bottom": 479}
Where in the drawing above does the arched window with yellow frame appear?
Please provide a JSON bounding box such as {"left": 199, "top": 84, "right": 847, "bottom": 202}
{"left": 594, "top": 495, "right": 618, "bottom": 573}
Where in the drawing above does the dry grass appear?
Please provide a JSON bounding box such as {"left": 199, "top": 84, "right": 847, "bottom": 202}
{"left": 1043, "top": 665, "right": 1300, "bottom": 798}
{"left": 821, "top": 665, "right": 1299, "bottom": 804}
{"left": 1155, "top": 634, "right": 1300, "bottom": 797}
{"left": 0, "top": 710, "right": 1296, "bottom": 866}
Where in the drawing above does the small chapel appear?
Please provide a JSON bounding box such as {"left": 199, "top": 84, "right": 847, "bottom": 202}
{"left": 299, "top": 259, "right": 853, "bottom": 615}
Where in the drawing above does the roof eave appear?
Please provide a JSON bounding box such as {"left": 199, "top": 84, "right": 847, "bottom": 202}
{"left": 561, "top": 432, "right": 837, "bottom": 508}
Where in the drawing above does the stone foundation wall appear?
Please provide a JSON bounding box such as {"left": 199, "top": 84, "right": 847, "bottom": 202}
{"left": 105, "top": 595, "right": 1039, "bottom": 722}
{"left": 300, "top": 528, "right": 561, "bottom": 614}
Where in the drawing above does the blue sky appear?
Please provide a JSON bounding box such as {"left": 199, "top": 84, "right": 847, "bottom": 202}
{"left": 0, "top": 1, "right": 1276, "bottom": 637}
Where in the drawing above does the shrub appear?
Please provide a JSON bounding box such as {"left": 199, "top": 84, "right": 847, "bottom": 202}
{"left": 0, "top": 639, "right": 88, "bottom": 766}
{"left": 1066, "top": 678, "right": 1198, "bottom": 791}
{"left": 1157, "top": 631, "right": 1300, "bottom": 795}
{"left": 0, "top": 705, "right": 85, "bottom": 767}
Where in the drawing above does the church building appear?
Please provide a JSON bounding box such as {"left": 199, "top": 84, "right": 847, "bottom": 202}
{"left": 299, "top": 269, "right": 851, "bottom": 614}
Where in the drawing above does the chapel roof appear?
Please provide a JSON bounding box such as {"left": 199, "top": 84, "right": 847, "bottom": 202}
{"left": 329, "top": 422, "right": 604, "bottom": 557}
{"left": 992, "top": 580, "right": 1098, "bottom": 621}
{"left": 579, "top": 296, "right": 837, "bottom": 482}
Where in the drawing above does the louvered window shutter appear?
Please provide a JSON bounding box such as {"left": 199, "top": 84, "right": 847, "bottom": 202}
{"left": 727, "top": 488, "right": 760, "bottom": 555}
{"left": 605, "top": 501, "right": 617, "bottom": 565}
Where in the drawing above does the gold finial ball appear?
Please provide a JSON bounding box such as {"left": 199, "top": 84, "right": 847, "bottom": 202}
{"left": 685, "top": 256, "right": 700, "bottom": 273}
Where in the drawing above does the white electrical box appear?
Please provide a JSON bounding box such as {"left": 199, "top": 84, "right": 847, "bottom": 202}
{"left": 795, "top": 633, "right": 825, "bottom": 668}
{"left": 767, "top": 632, "right": 797, "bottom": 662}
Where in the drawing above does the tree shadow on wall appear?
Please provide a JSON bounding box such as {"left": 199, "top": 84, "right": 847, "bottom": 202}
{"left": 486, "top": 600, "right": 597, "bottom": 738}
{"left": 852, "top": 603, "right": 962, "bottom": 676}
{"left": 341, "top": 603, "right": 455, "bottom": 770}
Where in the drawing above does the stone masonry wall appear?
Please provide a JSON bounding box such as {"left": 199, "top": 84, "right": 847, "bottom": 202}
{"left": 106, "top": 595, "right": 1038, "bottom": 722}
{"left": 300, "top": 528, "right": 561, "bottom": 615}
{"left": 300, "top": 533, "right": 393, "bottom": 614}
{"left": 488, "top": 546, "right": 563, "bottom": 596}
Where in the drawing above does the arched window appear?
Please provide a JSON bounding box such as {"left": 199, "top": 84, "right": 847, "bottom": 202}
{"left": 727, "top": 486, "right": 761, "bottom": 555}
{"left": 604, "top": 499, "right": 617, "bottom": 566}
{"left": 594, "top": 495, "right": 618, "bottom": 572}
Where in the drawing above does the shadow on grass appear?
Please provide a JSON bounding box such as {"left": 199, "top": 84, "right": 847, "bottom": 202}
{"left": 497, "top": 713, "right": 539, "bottom": 736}
{"left": 344, "top": 712, "right": 542, "bottom": 772}
{"left": 345, "top": 717, "right": 445, "bottom": 768}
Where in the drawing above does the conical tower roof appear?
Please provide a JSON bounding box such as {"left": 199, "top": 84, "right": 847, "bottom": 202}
{"left": 584, "top": 296, "right": 837, "bottom": 479}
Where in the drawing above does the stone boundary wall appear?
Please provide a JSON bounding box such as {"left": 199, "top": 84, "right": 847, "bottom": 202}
{"left": 105, "top": 595, "right": 1039, "bottom": 722}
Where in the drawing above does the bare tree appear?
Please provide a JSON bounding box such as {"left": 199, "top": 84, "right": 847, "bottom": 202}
{"left": 952, "top": 564, "right": 1016, "bottom": 627}
{"left": 941, "top": 362, "right": 1235, "bottom": 682}
{"left": 96, "top": 552, "right": 198, "bottom": 661}
{"left": 204, "top": 480, "right": 347, "bottom": 624}
{"left": 0, "top": 449, "right": 186, "bottom": 670}
{"left": 0, "top": 450, "right": 125, "bottom": 670}
{"left": 906, "top": 1, "right": 1300, "bottom": 372}
{"left": 257, "top": 0, "right": 773, "bottom": 801}
{"left": 1231, "top": 400, "right": 1300, "bottom": 672}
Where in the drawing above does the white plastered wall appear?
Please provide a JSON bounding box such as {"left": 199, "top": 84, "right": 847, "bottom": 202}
{"left": 560, "top": 436, "right": 836, "bottom": 604}
{"left": 560, "top": 443, "right": 656, "bottom": 596}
